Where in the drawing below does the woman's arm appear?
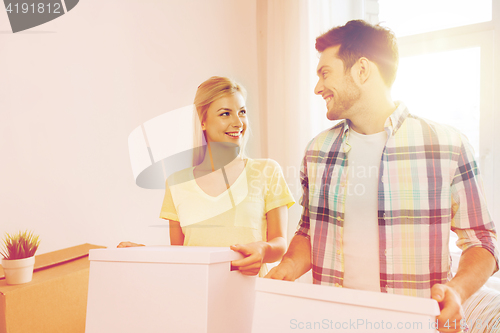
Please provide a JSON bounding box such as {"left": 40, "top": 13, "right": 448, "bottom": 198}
{"left": 230, "top": 205, "right": 287, "bottom": 275}
{"left": 169, "top": 220, "right": 185, "bottom": 245}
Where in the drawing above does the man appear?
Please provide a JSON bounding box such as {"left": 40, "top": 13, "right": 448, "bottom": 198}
{"left": 266, "top": 20, "right": 499, "bottom": 333}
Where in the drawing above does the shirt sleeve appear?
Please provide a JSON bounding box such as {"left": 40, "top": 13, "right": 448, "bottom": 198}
{"left": 159, "top": 178, "right": 180, "bottom": 222}
{"left": 451, "top": 134, "right": 499, "bottom": 273}
{"left": 295, "top": 151, "right": 311, "bottom": 239}
{"left": 264, "top": 160, "right": 295, "bottom": 213}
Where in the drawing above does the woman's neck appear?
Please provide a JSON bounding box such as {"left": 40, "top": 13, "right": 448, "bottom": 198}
{"left": 197, "top": 141, "right": 242, "bottom": 172}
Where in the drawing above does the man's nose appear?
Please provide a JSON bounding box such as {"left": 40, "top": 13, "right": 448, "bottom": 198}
{"left": 314, "top": 79, "right": 323, "bottom": 95}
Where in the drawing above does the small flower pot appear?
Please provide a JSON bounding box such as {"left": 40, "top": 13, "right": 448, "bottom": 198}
{"left": 1, "top": 256, "right": 35, "bottom": 285}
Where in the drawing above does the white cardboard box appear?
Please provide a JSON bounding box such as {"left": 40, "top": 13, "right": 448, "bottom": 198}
{"left": 85, "top": 246, "right": 256, "bottom": 333}
{"left": 252, "top": 278, "right": 440, "bottom": 333}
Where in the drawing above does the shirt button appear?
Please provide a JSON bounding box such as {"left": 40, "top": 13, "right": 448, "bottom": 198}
{"left": 383, "top": 213, "right": 386, "bottom": 218}
{"left": 384, "top": 249, "right": 387, "bottom": 255}
{"left": 337, "top": 250, "right": 341, "bottom": 255}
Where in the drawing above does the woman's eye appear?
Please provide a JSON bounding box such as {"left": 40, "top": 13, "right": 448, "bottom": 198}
{"left": 322, "top": 71, "right": 328, "bottom": 78}
{"left": 239, "top": 110, "right": 246, "bottom": 115}
{"left": 220, "top": 112, "right": 230, "bottom": 117}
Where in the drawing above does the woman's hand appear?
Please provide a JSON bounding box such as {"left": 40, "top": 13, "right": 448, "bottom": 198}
{"left": 230, "top": 242, "right": 268, "bottom": 276}
{"left": 230, "top": 206, "right": 289, "bottom": 275}
{"left": 117, "top": 241, "right": 145, "bottom": 248}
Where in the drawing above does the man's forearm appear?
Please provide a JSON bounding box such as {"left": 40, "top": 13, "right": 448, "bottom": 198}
{"left": 447, "top": 247, "right": 496, "bottom": 302}
{"left": 282, "top": 234, "right": 312, "bottom": 280}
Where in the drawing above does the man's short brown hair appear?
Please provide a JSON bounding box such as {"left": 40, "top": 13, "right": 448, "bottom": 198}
{"left": 316, "top": 20, "right": 399, "bottom": 87}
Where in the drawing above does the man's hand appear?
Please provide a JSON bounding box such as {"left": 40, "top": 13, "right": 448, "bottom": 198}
{"left": 264, "top": 258, "right": 297, "bottom": 281}
{"left": 431, "top": 283, "right": 465, "bottom": 333}
{"left": 264, "top": 233, "right": 312, "bottom": 280}
{"left": 230, "top": 242, "right": 267, "bottom": 276}
{"left": 431, "top": 247, "right": 496, "bottom": 332}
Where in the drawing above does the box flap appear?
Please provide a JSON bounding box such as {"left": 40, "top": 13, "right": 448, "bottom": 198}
{"left": 89, "top": 246, "right": 243, "bottom": 264}
{"left": 255, "top": 278, "right": 440, "bottom": 317}
{"left": 0, "top": 243, "right": 105, "bottom": 280}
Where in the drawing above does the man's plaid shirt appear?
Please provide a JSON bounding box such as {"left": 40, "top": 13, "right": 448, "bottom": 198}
{"left": 296, "top": 102, "right": 499, "bottom": 298}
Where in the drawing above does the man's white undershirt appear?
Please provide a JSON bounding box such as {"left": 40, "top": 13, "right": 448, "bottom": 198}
{"left": 343, "top": 128, "right": 387, "bottom": 292}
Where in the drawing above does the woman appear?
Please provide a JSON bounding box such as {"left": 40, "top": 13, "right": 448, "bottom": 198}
{"left": 119, "top": 76, "right": 294, "bottom": 276}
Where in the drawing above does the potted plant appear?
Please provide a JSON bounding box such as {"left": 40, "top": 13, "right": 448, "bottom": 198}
{"left": 1, "top": 230, "right": 40, "bottom": 285}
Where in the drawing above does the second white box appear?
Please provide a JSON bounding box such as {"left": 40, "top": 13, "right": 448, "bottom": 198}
{"left": 252, "top": 278, "right": 440, "bottom": 332}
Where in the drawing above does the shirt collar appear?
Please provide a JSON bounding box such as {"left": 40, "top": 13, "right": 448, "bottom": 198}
{"left": 338, "top": 101, "right": 409, "bottom": 152}
{"left": 384, "top": 101, "right": 409, "bottom": 136}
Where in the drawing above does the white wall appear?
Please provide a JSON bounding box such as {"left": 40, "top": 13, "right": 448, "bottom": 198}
{"left": 0, "top": 0, "right": 260, "bottom": 254}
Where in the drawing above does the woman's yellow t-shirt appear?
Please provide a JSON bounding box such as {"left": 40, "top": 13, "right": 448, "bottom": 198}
{"left": 159, "top": 158, "right": 295, "bottom": 276}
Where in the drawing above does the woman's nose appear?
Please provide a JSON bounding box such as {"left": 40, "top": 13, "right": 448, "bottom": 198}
{"left": 232, "top": 114, "right": 243, "bottom": 127}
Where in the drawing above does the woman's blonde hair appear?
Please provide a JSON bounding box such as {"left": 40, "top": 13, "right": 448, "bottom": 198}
{"left": 192, "top": 76, "right": 249, "bottom": 166}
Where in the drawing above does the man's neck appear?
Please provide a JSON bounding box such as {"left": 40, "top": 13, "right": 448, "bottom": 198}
{"left": 348, "top": 94, "right": 397, "bottom": 135}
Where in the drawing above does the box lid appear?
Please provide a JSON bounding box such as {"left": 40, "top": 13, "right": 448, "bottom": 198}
{"left": 0, "top": 243, "right": 105, "bottom": 280}
{"left": 255, "top": 278, "right": 440, "bottom": 317}
{"left": 89, "top": 246, "right": 243, "bottom": 264}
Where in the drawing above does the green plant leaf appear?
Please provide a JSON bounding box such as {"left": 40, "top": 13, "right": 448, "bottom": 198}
{"left": 0, "top": 230, "right": 40, "bottom": 260}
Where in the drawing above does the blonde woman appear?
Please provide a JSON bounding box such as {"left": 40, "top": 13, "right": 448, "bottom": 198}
{"left": 120, "top": 76, "right": 294, "bottom": 276}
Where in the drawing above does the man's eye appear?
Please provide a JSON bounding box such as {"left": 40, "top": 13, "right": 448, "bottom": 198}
{"left": 322, "top": 71, "right": 328, "bottom": 78}
{"left": 239, "top": 110, "right": 246, "bottom": 115}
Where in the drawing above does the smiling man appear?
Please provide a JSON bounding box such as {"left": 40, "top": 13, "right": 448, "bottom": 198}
{"left": 266, "top": 20, "right": 499, "bottom": 333}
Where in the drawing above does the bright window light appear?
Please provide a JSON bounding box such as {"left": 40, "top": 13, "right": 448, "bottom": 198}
{"left": 378, "top": 0, "right": 492, "bottom": 37}
{"left": 391, "top": 47, "right": 481, "bottom": 158}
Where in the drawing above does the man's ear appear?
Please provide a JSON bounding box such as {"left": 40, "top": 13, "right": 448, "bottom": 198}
{"left": 356, "top": 57, "right": 371, "bottom": 84}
